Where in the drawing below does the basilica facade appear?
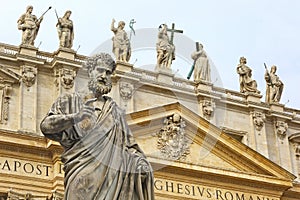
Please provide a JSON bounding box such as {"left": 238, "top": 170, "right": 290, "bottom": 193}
{"left": 0, "top": 38, "right": 299, "bottom": 199}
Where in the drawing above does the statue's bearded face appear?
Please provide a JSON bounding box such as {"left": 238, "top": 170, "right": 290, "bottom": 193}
{"left": 88, "top": 63, "right": 113, "bottom": 95}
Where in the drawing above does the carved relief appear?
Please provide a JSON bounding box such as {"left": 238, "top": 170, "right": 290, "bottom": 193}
{"left": 61, "top": 68, "right": 76, "bottom": 89}
{"left": 119, "top": 82, "right": 134, "bottom": 100}
{"left": 55, "top": 68, "right": 76, "bottom": 90}
{"left": 22, "top": 66, "right": 37, "bottom": 87}
{"left": 202, "top": 100, "right": 215, "bottom": 120}
{"left": 1, "top": 85, "right": 12, "bottom": 123}
{"left": 275, "top": 121, "right": 288, "bottom": 140}
{"left": 157, "top": 113, "right": 190, "bottom": 160}
{"left": 295, "top": 144, "right": 300, "bottom": 158}
{"left": 0, "top": 66, "right": 21, "bottom": 124}
{"left": 252, "top": 111, "right": 265, "bottom": 131}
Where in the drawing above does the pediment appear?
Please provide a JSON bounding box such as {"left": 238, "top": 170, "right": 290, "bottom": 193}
{"left": 0, "top": 65, "right": 21, "bottom": 84}
{"left": 126, "top": 102, "right": 296, "bottom": 182}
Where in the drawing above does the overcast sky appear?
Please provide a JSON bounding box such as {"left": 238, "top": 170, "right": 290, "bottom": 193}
{"left": 1, "top": 0, "right": 299, "bottom": 109}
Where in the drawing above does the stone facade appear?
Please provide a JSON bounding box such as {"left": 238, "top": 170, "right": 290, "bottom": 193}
{"left": 0, "top": 42, "right": 299, "bottom": 199}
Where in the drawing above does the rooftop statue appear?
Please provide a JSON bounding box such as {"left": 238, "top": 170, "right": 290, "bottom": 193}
{"left": 17, "top": 5, "right": 51, "bottom": 46}
{"left": 56, "top": 10, "right": 74, "bottom": 48}
{"left": 111, "top": 19, "right": 131, "bottom": 63}
{"left": 236, "top": 57, "right": 260, "bottom": 94}
{"left": 264, "top": 65, "right": 284, "bottom": 104}
{"left": 190, "top": 42, "right": 211, "bottom": 83}
{"left": 156, "top": 23, "right": 183, "bottom": 69}
{"left": 40, "top": 53, "right": 155, "bottom": 200}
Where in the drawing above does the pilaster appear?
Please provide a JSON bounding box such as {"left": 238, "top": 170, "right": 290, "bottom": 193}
{"left": 250, "top": 110, "right": 268, "bottom": 158}
{"left": 273, "top": 118, "right": 292, "bottom": 171}
{"left": 18, "top": 65, "right": 38, "bottom": 133}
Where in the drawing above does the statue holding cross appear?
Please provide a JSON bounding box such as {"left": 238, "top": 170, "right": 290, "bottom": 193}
{"left": 156, "top": 23, "right": 183, "bottom": 69}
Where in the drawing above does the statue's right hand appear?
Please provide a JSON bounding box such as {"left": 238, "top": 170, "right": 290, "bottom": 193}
{"left": 73, "top": 98, "right": 97, "bottom": 123}
{"left": 112, "top": 18, "right": 116, "bottom": 23}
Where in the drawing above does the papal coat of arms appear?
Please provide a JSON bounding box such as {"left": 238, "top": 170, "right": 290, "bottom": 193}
{"left": 157, "top": 113, "right": 190, "bottom": 160}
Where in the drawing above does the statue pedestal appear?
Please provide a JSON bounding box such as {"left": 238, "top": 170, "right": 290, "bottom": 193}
{"left": 156, "top": 68, "right": 174, "bottom": 84}
{"left": 194, "top": 80, "right": 213, "bottom": 93}
{"left": 116, "top": 61, "right": 133, "bottom": 72}
{"left": 54, "top": 47, "right": 76, "bottom": 60}
{"left": 245, "top": 92, "right": 262, "bottom": 103}
{"left": 19, "top": 45, "right": 38, "bottom": 57}
{"left": 270, "top": 103, "right": 284, "bottom": 112}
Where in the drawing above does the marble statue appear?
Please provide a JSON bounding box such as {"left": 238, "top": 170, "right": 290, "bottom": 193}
{"left": 56, "top": 10, "right": 74, "bottom": 48}
{"left": 156, "top": 24, "right": 175, "bottom": 69}
{"left": 265, "top": 65, "right": 284, "bottom": 104}
{"left": 17, "top": 5, "right": 48, "bottom": 46}
{"left": 40, "top": 53, "right": 155, "bottom": 200}
{"left": 111, "top": 19, "right": 131, "bottom": 62}
{"left": 236, "top": 57, "right": 260, "bottom": 94}
{"left": 191, "top": 43, "right": 211, "bottom": 83}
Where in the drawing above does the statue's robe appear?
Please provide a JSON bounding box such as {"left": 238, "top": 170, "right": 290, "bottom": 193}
{"left": 237, "top": 64, "right": 258, "bottom": 93}
{"left": 191, "top": 50, "right": 211, "bottom": 83}
{"left": 265, "top": 73, "right": 284, "bottom": 103}
{"left": 41, "top": 93, "right": 155, "bottom": 200}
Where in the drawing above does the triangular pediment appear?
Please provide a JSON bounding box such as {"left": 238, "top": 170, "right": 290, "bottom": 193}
{"left": 126, "top": 102, "right": 296, "bottom": 182}
{"left": 0, "top": 65, "right": 21, "bottom": 84}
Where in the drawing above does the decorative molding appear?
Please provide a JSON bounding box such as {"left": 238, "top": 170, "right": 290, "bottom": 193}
{"left": 275, "top": 121, "right": 288, "bottom": 140}
{"left": 50, "top": 190, "right": 64, "bottom": 200}
{"left": 119, "top": 82, "right": 134, "bottom": 100}
{"left": 156, "top": 112, "right": 190, "bottom": 160}
{"left": 21, "top": 66, "right": 37, "bottom": 87}
{"left": 252, "top": 111, "right": 266, "bottom": 131}
{"left": 0, "top": 65, "right": 21, "bottom": 84}
{"left": 7, "top": 189, "right": 49, "bottom": 200}
{"left": 221, "top": 126, "right": 247, "bottom": 142}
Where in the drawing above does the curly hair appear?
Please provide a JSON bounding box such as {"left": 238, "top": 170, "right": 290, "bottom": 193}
{"left": 83, "top": 53, "right": 116, "bottom": 75}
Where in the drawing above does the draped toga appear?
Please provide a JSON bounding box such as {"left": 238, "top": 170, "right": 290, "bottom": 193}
{"left": 41, "top": 93, "right": 155, "bottom": 200}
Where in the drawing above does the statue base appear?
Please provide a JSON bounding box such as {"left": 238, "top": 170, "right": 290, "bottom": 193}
{"left": 54, "top": 47, "right": 76, "bottom": 60}
{"left": 245, "top": 92, "right": 262, "bottom": 103}
{"left": 116, "top": 61, "right": 133, "bottom": 72}
{"left": 194, "top": 80, "right": 213, "bottom": 93}
{"left": 19, "top": 44, "right": 38, "bottom": 57}
{"left": 156, "top": 67, "right": 174, "bottom": 84}
{"left": 270, "top": 102, "right": 284, "bottom": 112}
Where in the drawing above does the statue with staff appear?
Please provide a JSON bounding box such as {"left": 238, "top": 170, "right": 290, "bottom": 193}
{"left": 17, "top": 5, "right": 51, "bottom": 46}
{"left": 264, "top": 63, "right": 284, "bottom": 104}
{"left": 129, "top": 19, "right": 136, "bottom": 41}
{"left": 187, "top": 42, "right": 211, "bottom": 83}
{"left": 55, "top": 9, "right": 74, "bottom": 48}
{"left": 111, "top": 18, "right": 131, "bottom": 63}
